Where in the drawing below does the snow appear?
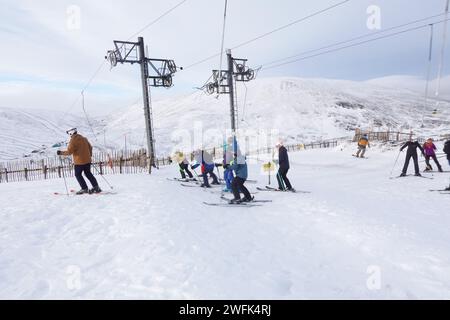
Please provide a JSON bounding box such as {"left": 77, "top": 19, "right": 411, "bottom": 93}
{"left": 1, "top": 143, "right": 450, "bottom": 299}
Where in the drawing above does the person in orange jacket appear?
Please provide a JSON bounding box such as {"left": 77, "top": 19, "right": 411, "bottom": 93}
{"left": 355, "top": 134, "right": 370, "bottom": 158}
{"left": 57, "top": 128, "right": 101, "bottom": 194}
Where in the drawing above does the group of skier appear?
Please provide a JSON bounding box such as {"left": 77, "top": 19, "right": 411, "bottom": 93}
{"left": 171, "top": 137, "right": 295, "bottom": 204}
{"left": 56, "top": 126, "right": 449, "bottom": 200}
{"left": 355, "top": 134, "right": 450, "bottom": 191}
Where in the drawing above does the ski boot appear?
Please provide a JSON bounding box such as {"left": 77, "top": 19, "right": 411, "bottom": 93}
{"left": 76, "top": 189, "right": 89, "bottom": 195}
{"left": 200, "top": 184, "right": 211, "bottom": 188}
{"left": 415, "top": 173, "right": 422, "bottom": 177}
{"left": 222, "top": 187, "right": 232, "bottom": 193}
{"left": 445, "top": 186, "right": 450, "bottom": 191}
{"left": 241, "top": 196, "right": 254, "bottom": 203}
{"left": 211, "top": 181, "right": 221, "bottom": 185}
{"left": 399, "top": 172, "right": 407, "bottom": 177}
{"left": 287, "top": 188, "right": 296, "bottom": 193}
{"left": 229, "top": 198, "right": 242, "bottom": 204}
{"left": 89, "top": 186, "right": 102, "bottom": 194}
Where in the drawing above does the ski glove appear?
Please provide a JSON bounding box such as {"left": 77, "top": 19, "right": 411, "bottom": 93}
{"left": 57, "top": 150, "right": 62, "bottom": 155}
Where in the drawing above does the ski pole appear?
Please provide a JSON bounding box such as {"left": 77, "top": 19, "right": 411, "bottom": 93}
{"left": 92, "top": 163, "right": 114, "bottom": 190}
{"left": 390, "top": 150, "right": 402, "bottom": 177}
{"left": 59, "top": 156, "right": 70, "bottom": 196}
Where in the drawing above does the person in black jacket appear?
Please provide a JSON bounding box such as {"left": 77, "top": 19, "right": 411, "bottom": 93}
{"left": 276, "top": 141, "right": 294, "bottom": 191}
{"left": 444, "top": 139, "right": 450, "bottom": 168}
{"left": 400, "top": 139, "right": 425, "bottom": 177}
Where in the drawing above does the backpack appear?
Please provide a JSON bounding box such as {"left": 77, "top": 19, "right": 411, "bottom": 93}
{"left": 444, "top": 140, "right": 450, "bottom": 154}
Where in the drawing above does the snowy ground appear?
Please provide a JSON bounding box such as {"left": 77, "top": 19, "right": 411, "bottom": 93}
{"left": 1, "top": 144, "right": 450, "bottom": 299}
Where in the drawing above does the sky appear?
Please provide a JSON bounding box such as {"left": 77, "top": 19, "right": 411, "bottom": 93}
{"left": 0, "top": 0, "right": 449, "bottom": 115}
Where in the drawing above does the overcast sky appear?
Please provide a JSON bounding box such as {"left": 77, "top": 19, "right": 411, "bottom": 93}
{"left": 0, "top": 0, "right": 449, "bottom": 115}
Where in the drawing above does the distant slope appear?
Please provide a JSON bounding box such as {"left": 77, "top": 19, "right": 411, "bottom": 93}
{"left": 102, "top": 77, "right": 450, "bottom": 156}
{"left": 0, "top": 107, "right": 95, "bottom": 161}
{"left": 1, "top": 77, "right": 449, "bottom": 161}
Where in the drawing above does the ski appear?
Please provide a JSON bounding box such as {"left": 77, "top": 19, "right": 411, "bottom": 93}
{"left": 390, "top": 175, "right": 434, "bottom": 180}
{"left": 429, "top": 189, "right": 450, "bottom": 192}
{"left": 352, "top": 155, "right": 368, "bottom": 159}
{"left": 258, "top": 186, "right": 311, "bottom": 193}
{"left": 180, "top": 183, "right": 223, "bottom": 189}
{"left": 220, "top": 196, "right": 272, "bottom": 203}
{"left": 53, "top": 190, "right": 117, "bottom": 196}
{"left": 203, "top": 201, "right": 262, "bottom": 207}
{"left": 167, "top": 177, "right": 198, "bottom": 183}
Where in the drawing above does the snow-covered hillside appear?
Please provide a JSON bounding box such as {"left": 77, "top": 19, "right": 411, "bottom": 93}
{"left": 1, "top": 144, "right": 449, "bottom": 299}
{"left": 102, "top": 77, "right": 450, "bottom": 156}
{"left": 0, "top": 107, "right": 98, "bottom": 161}
{"left": 1, "top": 77, "right": 449, "bottom": 161}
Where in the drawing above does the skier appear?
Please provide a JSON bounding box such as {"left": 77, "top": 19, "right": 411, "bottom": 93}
{"left": 222, "top": 137, "right": 235, "bottom": 193}
{"left": 57, "top": 128, "right": 101, "bottom": 194}
{"left": 399, "top": 139, "right": 425, "bottom": 177}
{"left": 191, "top": 149, "right": 220, "bottom": 188}
{"left": 355, "top": 134, "right": 370, "bottom": 158}
{"left": 173, "top": 151, "right": 194, "bottom": 180}
{"left": 443, "top": 139, "right": 450, "bottom": 167}
{"left": 423, "top": 138, "right": 443, "bottom": 172}
{"left": 275, "top": 141, "right": 295, "bottom": 191}
{"left": 228, "top": 153, "right": 253, "bottom": 204}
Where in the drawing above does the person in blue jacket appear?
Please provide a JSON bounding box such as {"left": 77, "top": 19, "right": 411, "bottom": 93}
{"left": 222, "top": 137, "right": 235, "bottom": 192}
{"left": 191, "top": 149, "right": 220, "bottom": 188}
{"left": 228, "top": 153, "right": 253, "bottom": 204}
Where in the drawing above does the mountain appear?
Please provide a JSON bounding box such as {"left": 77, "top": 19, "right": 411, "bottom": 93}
{"left": 1, "top": 77, "right": 449, "bottom": 161}
{"left": 0, "top": 107, "right": 99, "bottom": 161}
{"left": 101, "top": 77, "right": 450, "bottom": 156}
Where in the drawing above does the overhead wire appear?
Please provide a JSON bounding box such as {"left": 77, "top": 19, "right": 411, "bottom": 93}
{"left": 259, "top": 17, "right": 450, "bottom": 71}
{"left": 183, "top": 0, "right": 351, "bottom": 70}
{"left": 259, "top": 12, "right": 447, "bottom": 69}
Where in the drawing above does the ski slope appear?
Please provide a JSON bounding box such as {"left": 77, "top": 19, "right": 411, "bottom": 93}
{"left": 0, "top": 107, "right": 97, "bottom": 161}
{"left": 1, "top": 143, "right": 449, "bottom": 299}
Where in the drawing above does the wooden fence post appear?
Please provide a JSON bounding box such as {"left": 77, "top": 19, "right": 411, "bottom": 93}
{"left": 41, "top": 159, "right": 48, "bottom": 180}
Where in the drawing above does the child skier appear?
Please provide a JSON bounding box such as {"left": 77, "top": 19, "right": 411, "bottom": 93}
{"left": 57, "top": 128, "right": 102, "bottom": 194}
{"left": 228, "top": 153, "right": 253, "bottom": 204}
{"left": 222, "top": 138, "right": 235, "bottom": 192}
{"left": 355, "top": 134, "right": 370, "bottom": 158}
{"left": 192, "top": 149, "right": 220, "bottom": 188}
{"left": 400, "top": 139, "right": 425, "bottom": 177}
{"left": 276, "top": 141, "right": 295, "bottom": 191}
{"left": 423, "top": 138, "right": 443, "bottom": 172}
{"left": 173, "top": 151, "right": 194, "bottom": 180}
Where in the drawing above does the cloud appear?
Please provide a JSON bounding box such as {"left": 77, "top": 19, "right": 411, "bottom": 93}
{"left": 0, "top": 0, "right": 449, "bottom": 113}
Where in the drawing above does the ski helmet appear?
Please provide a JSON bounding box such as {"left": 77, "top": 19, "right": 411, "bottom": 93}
{"left": 66, "top": 128, "right": 77, "bottom": 136}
